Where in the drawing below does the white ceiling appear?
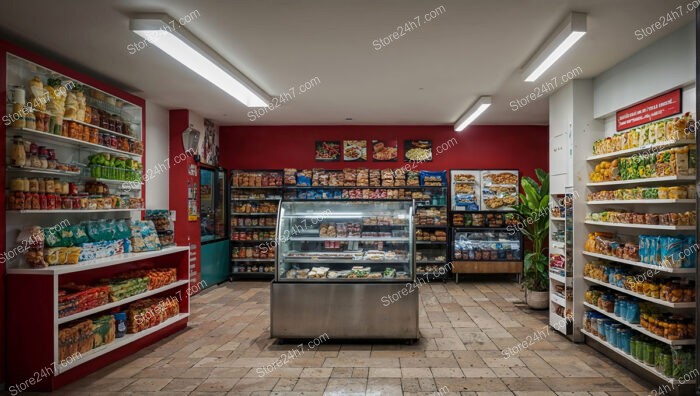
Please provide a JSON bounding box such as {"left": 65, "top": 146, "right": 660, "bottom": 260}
{"left": 0, "top": 0, "right": 693, "bottom": 126}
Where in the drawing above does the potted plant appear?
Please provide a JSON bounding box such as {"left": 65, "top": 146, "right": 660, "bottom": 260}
{"left": 513, "top": 169, "right": 550, "bottom": 310}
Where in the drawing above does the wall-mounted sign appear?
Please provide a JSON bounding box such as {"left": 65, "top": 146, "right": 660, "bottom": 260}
{"left": 616, "top": 89, "right": 682, "bottom": 131}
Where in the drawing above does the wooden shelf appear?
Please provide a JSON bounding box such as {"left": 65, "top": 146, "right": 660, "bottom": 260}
{"left": 58, "top": 280, "right": 189, "bottom": 325}
{"left": 56, "top": 313, "right": 189, "bottom": 374}
{"left": 582, "top": 251, "right": 696, "bottom": 274}
{"left": 584, "top": 220, "right": 695, "bottom": 231}
{"left": 581, "top": 329, "right": 694, "bottom": 385}
{"left": 583, "top": 302, "right": 695, "bottom": 346}
{"left": 583, "top": 276, "right": 695, "bottom": 308}
{"left": 453, "top": 260, "right": 523, "bottom": 274}
{"left": 586, "top": 139, "right": 696, "bottom": 161}
{"left": 6, "top": 246, "right": 189, "bottom": 275}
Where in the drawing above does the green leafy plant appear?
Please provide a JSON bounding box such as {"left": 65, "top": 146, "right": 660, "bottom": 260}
{"left": 512, "top": 169, "right": 550, "bottom": 292}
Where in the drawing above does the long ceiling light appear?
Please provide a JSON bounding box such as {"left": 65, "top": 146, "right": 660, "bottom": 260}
{"left": 130, "top": 14, "right": 270, "bottom": 107}
{"left": 522, "top": 12, "right": 587, "bottom": 82}
{"left": 454, "top": 96, "right": 491, "bottom": 132}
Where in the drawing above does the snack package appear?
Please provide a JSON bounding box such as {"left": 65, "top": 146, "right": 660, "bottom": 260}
{"left": 44, "top": 225, "right": 75, "bottom": 248}
{"left": 92, "top": 315, "right": 116, "bottom": 348}
{"left": 79, "top": 239, "right": 127, "bottom": 262}
{"left": 683, "top": 236, "right": 697, "bottom": 268}
{"left": 17, "top": 226, "right": 46, "bottom": 268}
{"left": 70, "top": 225, "right": 90, "bottom": 245}
{"left": 130, "top": 220, "right": 162, "bottom": 252}
{"left": 420, "top": 170, "right": 447, "bottom": 186}
{"left": 659, "top": 236, "right": 683, "bottom": 268}
{"left": 146, "top": 210, "right": 176, "bottom": 248}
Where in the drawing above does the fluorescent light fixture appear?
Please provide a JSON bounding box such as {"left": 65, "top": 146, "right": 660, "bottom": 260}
{"left": 522, "top": 12, "right": 586, "bottom": 82}
{"left": 454, "top": 96, "right": 491, "bottom": 132}
{"left": 130, "top": 14, "right": 270, "bottom": 107}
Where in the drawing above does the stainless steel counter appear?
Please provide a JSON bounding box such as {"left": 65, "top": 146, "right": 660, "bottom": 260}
{"left": 270, "top": 282, "right": 419, "bottom": 340}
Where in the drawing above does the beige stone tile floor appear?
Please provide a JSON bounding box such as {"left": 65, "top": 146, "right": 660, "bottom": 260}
{"left": 47, "top": 279, "right": 658, "bottom": 395}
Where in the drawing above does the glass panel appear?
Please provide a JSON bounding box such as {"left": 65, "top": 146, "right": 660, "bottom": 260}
{"left": 277, "top": 200, "right": 414, "bottom": 282}
{"left": 200, "top": 169, "right": 224, "bottom": 241}
{"left": 453, "top": 231, "right": 521, "bottom": 261}
{"left": 215, "top": 170, "right": 226, "bottom": 238}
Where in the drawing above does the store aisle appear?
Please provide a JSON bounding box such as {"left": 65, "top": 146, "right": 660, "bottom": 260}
{"left": 56, "top": 280, "right": 654, "bottom": 395}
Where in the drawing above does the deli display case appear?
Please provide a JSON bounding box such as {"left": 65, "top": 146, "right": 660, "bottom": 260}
{"left": 451, "top": 221, "right": 524, "bottom": 282}
{"left": 270, "top": 200, "right": 419, "bottom": 340}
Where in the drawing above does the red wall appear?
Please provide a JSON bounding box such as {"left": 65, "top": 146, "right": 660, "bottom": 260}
{"left": 218, "top": 125, "right": 548, "bottom": 180}
{"left": 168, "top": 110, "right": 201, "bottom": 290}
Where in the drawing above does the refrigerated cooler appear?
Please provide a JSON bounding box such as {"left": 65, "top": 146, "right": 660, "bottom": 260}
{"left": 270, "top": 200, "right": 419, "bottom": 340}
{"left": 200, "top": 166, "right": 228, "bottom": 286}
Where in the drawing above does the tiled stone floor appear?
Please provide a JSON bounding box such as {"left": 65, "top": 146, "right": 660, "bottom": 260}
{"left": 54, "top": 279, "right": 656, "bottom": 395}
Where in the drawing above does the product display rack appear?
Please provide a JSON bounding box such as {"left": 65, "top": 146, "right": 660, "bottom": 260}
{"left": 448, "top": 170, "right": 522, "bottom": 281}
{"left": 450, "top": 212, "right": 524, "bottom": 282}
{"left": 229, "top": 170, "right": 283, "bottom": 279}
{"left": 3, "top": 52, "right": 192, "bottom": 392}
{"left": 549, "top": 193, "right": 574, "bottom": 336}
{"left": 7, "top": 246, "right": 190, "bottom": 390}
{"left": 582, "top": 118, "right": 697, "bottom": 390}
{"left": 413, "top": 186, "right": 449, "bottom": 282}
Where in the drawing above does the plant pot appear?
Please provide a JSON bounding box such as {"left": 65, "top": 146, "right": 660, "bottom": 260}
{"left": 525, "top": 289, "right": 549, "bottom": 310}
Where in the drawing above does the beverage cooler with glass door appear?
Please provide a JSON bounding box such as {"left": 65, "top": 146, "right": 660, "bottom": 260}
{"left": 200, "top": 166, "right": 228, "bottom": 286}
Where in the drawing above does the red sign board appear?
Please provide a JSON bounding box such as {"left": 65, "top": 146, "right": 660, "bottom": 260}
{"left": 616, "top": 89, "right": 682, "bottom": 131}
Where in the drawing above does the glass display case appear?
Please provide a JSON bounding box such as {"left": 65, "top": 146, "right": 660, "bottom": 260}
{"left": 451, "top": 226, "right": 524, "bottom": 282}
{"left": 271, "top": 200, "right": 419, "bottom": 340}
{"left": 452, "top": 230, "right": 522, "bottom": 261}
{"left": 276, "top": 200, "right": 414, "bottom": 281}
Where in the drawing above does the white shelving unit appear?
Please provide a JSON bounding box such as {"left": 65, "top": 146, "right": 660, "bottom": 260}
{"left": 4, "top": 52, "right": 190, "bottom": 392}
{"left": 584, "top": 220, "right": 695, "bottom": 231}
{"left": 586, "top": 175, "right": 695, "bottom": 187}
{"left": 548, "top": 193, "right": 574, "bottom": 337}
{"left": 581, "top": 329, "right": 695, "bottom": 386}
{"left": 581, "top": 112, "right": 697, "bottom": 388}
{"left": 583, "top": 302, "right": 695, "bottom": 346}
{"left": 582, "top": 251, "right": 696, "bottom": 274}
{"left": 586, "top": 139, "right": 696, "bottom": 161}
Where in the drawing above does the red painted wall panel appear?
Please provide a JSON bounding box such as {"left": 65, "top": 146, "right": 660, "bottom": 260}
{"left": 168, "top": 110, "right": 201, "bottom": 289}
{"left": 218, "top": 125, "right": 548, "bottom": 180}
{"left": 0, "top": 44, "right": 6, "bottom": 387}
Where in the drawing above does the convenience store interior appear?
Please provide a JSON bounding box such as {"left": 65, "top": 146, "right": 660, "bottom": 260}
{"left": 0, "top": 0, "right": 699, "bottom": 395}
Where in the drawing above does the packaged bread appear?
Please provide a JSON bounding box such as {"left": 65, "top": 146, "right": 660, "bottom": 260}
{"left": 356, "top": 168, "right": 369, "bottom": 186}
{"left": 284, "top": 168, "right": 297, "bottom": 185}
